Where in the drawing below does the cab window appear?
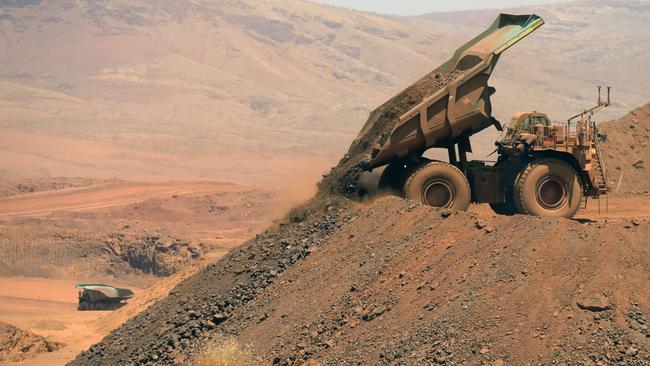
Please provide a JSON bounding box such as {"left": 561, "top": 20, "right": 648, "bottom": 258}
{"left": 531, "top": 115, "right": 550, "bottom": 127}
{"left": 518, "top": 117, "right": 532, "bottom": 130}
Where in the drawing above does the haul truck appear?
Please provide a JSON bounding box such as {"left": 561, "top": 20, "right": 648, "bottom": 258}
{"left": 76, "top": 284, "right": 134, "bottom": 311}
{"left": 367, "top": 14, "right": 609, "bottom": 218}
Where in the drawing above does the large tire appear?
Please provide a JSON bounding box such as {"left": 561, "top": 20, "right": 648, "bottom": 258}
{"left": 78, "top": 300, "right": 89, "bottom": 311}
{"left": 514, "top": 159, "right": 582, "bottom": 218}
{"left": 378, "top": 160, "right": 421, "bottom": 197}
{"left": 403, "top": 161, "right": 471, "bottom": 211}
{"left": 378, "top": 162, "right": 407, "bottom": 195}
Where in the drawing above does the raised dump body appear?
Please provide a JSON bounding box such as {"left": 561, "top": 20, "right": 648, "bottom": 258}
{"left": 76, "top": 284, "right": 134, "bottom": 311}
{"left": 368, "top": 14, "right": 544, "bottom": 170}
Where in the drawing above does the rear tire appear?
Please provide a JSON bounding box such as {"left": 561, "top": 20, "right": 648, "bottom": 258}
{"left": 514, "top": 159, "right": 582, "bottom": 218}
{"left": 403, "top": 161, "right": 471, "bottom": 211}
{"left": 78, "top": 300, "right": 89, "bottom": 311}
{"left": 378, "top": 160, "right": 421, "bottom": 197}
{"left": 378, "top": 162, "right": 408, "bottom": 196}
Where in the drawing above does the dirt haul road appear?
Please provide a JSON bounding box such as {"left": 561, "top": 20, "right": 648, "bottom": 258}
{"left": 0, "top": 181, "right": 252, "bottom": 218}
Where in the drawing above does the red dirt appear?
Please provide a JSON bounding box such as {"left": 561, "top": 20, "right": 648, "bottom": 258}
{"left": 0, "top": 321, "right": 64, "bottom": 362}
{"left": 69, "top": 195, "right": 650, "bottom": 365}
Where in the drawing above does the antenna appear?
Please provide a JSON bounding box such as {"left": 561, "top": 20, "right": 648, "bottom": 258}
{"left": 598, "top": 86, "right": 612, "bottom": 106}
{"left": 598, "top": 86, "right": 602, "bottom": 105}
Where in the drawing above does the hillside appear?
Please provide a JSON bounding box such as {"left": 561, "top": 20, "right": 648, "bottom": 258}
{"left": 1, "top": 0, "right": 649, "bottom": 183}
{"left": 0, "top": 321, "right": 63, "bottom": 362}
{"left": 69, "top": 195, "right": 650, "bottom": 365}
{"left": 599, "top": 102, "right": 650, "bottom": 195}
{"left": 0, "top": 0, "right": 457, "bottom": 183}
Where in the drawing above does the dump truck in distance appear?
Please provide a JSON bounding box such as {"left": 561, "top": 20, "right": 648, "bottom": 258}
{"left": 365, "top": 14, "right": 609, "bottom": 218}
{"left": 76, "top": 284, "right": 134, "bottom": 311}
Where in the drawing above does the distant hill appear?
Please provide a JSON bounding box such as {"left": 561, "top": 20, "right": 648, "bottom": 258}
{"left": 0, "top": 0, "right": 648, "bottom": 183}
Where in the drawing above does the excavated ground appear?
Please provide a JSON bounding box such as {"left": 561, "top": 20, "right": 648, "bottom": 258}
{"left": 599, "top": 102, "right": 650, "bottom": 196}
{"left": 0, "top": 321, "right": 64, "bottom": 362}
{"left": 70, "top": 197, "right": 650, "bottom": 365}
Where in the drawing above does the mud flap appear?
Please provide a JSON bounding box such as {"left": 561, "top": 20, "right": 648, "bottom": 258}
{"left": 466, "top": 165, "right": 508, "bottom": 203}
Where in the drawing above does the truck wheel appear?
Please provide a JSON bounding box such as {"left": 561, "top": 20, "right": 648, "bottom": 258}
{"left": 78, "top": 300, "right": 89, "bottom": 311}
{"left": 403, "top": 161, "right": 471, "bottom": 211}
{"left": 514, "top": 159, "right": 582, "bottom": 218}
{"left": 378, "top": 160, "right": 420, "bottom": 196}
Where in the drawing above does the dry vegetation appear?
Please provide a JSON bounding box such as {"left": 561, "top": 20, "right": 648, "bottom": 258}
{"left": 194, "top": 337, "right": 259, "bottom": 366}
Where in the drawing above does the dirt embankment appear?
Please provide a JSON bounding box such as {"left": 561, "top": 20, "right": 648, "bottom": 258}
{"left": 0, "top": 321, "right": 64, "bottom": 362}
{"left": 599, "top": 102, "right": 650, "bottom": 195}
{"left": 0, "top": 182, "right": 275, "bottom": 281}
{"left": 70, "top": 196, "right": 354, "bottom": 365}
{"left": 70, "top": 197, "right": 650, "bottom": 365}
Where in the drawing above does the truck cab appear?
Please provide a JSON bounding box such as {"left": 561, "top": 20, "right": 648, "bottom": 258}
{"left": 503, "top": 112, "right": 554, "bottom": 146}
{"left": 509, "top": 112, "right": 551, "bottom": 131}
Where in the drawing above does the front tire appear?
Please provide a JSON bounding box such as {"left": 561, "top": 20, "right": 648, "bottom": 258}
{"left": 403, "top": 161, "right": 471, "bottom": 211}
{"left": 514, "top": 159, "right": 582, "bottom": 218}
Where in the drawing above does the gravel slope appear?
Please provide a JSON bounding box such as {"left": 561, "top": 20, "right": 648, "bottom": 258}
{"left": 69, "top": 196, "right": 650, "bottom": 365}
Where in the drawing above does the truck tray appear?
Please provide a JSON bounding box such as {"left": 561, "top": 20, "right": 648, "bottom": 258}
{"left": 368, "top": 14, "right": 544, "bottom": 169}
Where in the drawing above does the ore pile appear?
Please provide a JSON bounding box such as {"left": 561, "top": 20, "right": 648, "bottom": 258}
{"left": 599, "top": 101, "right": 650, "bottom": 195}
{"left": 318, "top": 70, "right": 462, "bottom": 198}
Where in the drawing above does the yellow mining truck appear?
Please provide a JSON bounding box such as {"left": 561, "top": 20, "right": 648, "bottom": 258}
{"left": 76, "top": 284, "right": 134, "bottom": 311}
{"left": 367, "top": 14, "right": 609, "bottom": 218}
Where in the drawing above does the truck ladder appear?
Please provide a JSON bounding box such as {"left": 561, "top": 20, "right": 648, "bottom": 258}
{"left": 592, "top": 140, "right": 609, "bottom": 195}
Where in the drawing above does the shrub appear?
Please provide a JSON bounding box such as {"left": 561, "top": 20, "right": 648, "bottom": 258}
{"left": 194, "top": 338, "right": 258, "bottom": 366}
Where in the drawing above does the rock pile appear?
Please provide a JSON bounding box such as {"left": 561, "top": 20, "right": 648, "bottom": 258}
{"left": 0, "top": 321, "right": 64, "bottom": 362}
{"left": 70, "top": 197, "right": 650, "bottom": 365}
{"left": 599, "top": 102, "right": 650, "bottom": 195}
